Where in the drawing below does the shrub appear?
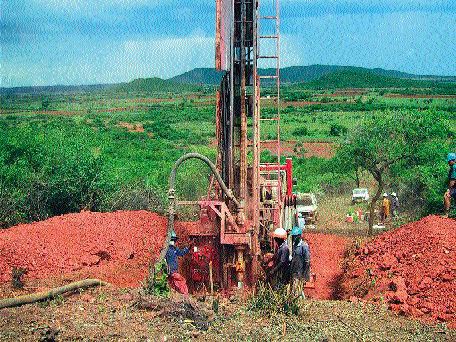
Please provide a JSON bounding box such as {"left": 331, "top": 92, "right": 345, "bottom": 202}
{"left": 329, "top": 123, "right": 348, "bottom": 137}
{"left": 292, "top": 126, "right": 309, "bottom": 137}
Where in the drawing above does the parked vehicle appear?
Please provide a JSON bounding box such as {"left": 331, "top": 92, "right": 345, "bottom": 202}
{"left": 352, "top": 188, "right": 369, "bottom": 204}
{"left": 296, "top": 192, "right": 318, "bottom": 225}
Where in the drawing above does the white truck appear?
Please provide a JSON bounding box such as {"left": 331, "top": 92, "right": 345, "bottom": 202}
{"left": 352, "top": 188, "right": 369, "bottom": 204}
{"left": 295, "top": 192, "right": 318, "bottom": 225}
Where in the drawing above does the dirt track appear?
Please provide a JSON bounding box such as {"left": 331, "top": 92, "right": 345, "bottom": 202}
{"left": 305, "top": 233, "right": 350, "bottom": 299}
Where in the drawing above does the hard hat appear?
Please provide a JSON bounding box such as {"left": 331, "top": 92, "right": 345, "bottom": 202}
{"left": 170, "top": 230, "right": 178, "bottom": 240}
{"left": 447, "top": 153, "right": 456, "bottom": 162}
{"left": 391, "top": 192, "right": 397, "bottom": 197}
{"left": 291, "top": 226, "right": 303, "bottom": 236}
{"left": 272, "top": 227, "right": 287, "bottom": 239}
{"left": 383, "top": 193, "right": 388, "bottom": 197}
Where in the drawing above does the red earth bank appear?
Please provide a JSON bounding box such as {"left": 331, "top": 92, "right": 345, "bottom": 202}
{"left": 0, "top": 211, "right": 193, "bottom": 288}
{"left": 341, "top": 216, "right": 456, "bottom": 327}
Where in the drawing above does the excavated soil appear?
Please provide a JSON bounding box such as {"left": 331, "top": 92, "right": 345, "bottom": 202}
{"left": 0, "top": 211, "right": 193, "bottom": 288}
{"left": 0, "top": 211, "right": 349, "bottom": 301}
{"left": 341, "top": 215, "right": 456, "bottom": 327}
{"left": 261, "top": 141, "right": 335, "bottom": 159}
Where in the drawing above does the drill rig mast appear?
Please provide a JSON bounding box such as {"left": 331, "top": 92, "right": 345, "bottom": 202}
{"left": 166, "top": 0, "right": 295, "bottom": 291}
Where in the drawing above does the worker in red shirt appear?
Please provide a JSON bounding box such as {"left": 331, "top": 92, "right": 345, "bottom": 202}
{"left": 165, "top": 231, "right": 189, "bottom": 295}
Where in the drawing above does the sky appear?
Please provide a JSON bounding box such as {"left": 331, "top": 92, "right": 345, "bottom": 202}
{"left": 1, "top": 0, "right": 455, "bottom": 87}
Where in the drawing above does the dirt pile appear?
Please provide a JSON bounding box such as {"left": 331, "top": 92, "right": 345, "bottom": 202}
{"left": 0, "top": 211, "right": 192, "bottom": 288}
{"left": 342, "top": 215, "right": 455, "bottom": 327}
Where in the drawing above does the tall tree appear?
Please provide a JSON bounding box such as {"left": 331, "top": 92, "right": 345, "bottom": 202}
{"left": 337, "top": 110, "right": 449, "bottom": 235}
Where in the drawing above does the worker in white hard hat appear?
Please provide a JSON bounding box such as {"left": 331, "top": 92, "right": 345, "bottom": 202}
{"left": 268, "top": 227, "right": 290, "bottom": 288}
{"left": 390, "top": 192, "right": 399, "bottom": 217}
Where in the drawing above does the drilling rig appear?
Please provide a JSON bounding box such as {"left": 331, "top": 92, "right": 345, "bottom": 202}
{"left": 164, "top": 0, "right": 298, "bottom": 291}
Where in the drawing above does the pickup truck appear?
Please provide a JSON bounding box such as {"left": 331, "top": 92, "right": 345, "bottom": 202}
{"left": 352, "top": 188, "right": 369, "bottom": 204}
{"left": 296, "top": 192, "right": 318, "bottom": 225}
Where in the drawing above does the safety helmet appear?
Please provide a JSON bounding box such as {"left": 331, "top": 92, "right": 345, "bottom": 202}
{"left": 291, "top": 226, "right": 303, "bottom": 236}
{"left": 447, "top": 153, "right": 456, "bottom": 162}
{"left": 391, "top": 192, "right": 397, "bottom": 197}
{"left": 383, "top": 193, "right": 388, "bottom": 197}
{"left": 272, "top": 227, "right": 287, "bottom": 239}
{"left": 170, "top": 230, "right": 178, "bottom": 241}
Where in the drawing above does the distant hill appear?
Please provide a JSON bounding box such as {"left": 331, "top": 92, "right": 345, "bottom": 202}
{"left": 170, "top": 68, "right": 225, "bottom": 85}
{"left": 290, "top": 70, "right": 456, "bottom": 94}
{"left": 115, "top": 77, "right": 203, "bottom": 94}
{"left": 2, "top": 65, "right": 455, "bottom": 95}
{"left": 1, "top": 78, "right": 203, "bottom": 96}
{"left": 169, "top": 65, "right": 456, "bottom": 85}
{"left": 0, "top": 84, "right": 113, "bottom": 96}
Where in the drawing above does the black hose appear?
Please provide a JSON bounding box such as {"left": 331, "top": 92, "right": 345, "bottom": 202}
{"left": 156, "top": 153, "right": 241, "bottom": 262}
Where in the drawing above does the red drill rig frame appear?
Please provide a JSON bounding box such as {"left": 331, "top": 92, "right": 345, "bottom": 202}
{"left": 162, "top": 0, "right": 300, "bottom": 291}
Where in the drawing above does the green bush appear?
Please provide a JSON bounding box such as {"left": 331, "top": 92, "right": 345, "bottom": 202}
{"left": 329, "top": 123, "right": 348, "bottom": 137}
{"left": 292, "top": 126, "right": 309, "bottom": 137}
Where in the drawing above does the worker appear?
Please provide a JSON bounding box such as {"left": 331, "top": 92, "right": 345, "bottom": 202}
{"left": 297, "top": 212, "right": 306, "bottom": 230}
{"left": 381, "top": 193, "right": 390, "bottom": 223}
{"left": 269, "top": 227, "right": 290, "bottom": 288}
{"left": 290, "top": 226, "right": 310, "bottom": 298}
{"left": 165, "top": 231, "right": 189, "bottom": 295}
{"left": 390, "top": 192, "right": 399, "bottom": 217}
{"left": 444, "top": 153, "right": 456, "bottom": 215}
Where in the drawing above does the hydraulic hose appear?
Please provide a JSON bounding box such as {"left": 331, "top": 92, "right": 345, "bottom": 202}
{"left": 156, "top": 153, "right": 241, "bottom": 262}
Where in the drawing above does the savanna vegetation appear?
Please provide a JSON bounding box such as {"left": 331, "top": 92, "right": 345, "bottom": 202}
{"left": 1, "top": 72, "right": 455, "bottom": 228}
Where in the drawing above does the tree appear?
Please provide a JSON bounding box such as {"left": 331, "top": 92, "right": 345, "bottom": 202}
{"left": 336, "top": 110, "right": 449, "bottom": 235}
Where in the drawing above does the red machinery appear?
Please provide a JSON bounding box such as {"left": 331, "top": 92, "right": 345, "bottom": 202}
{"left": 163, "top": 0, "right": 298, "bottom": 291}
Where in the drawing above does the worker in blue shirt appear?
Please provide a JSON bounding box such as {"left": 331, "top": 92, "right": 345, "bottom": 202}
{"left": 165, "top": 231, "right": 189, "bottom": 295}
{"left": 444, "top": 153, "right": 456, "bottom": 216}
{"left": 290, "top": 226, "right": 310, "bottom": 298}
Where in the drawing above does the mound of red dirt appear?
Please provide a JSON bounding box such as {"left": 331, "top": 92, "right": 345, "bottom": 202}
{"left": 0, "top": 211, "right": 192, "bottom": 288}
{"left": 342, "top": 216, "right": 456, "bottom": 327}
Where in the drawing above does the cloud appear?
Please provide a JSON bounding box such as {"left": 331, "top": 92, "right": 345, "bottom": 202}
{"left": 1, "top": 34, "right": 216, "bottom": 86}
{"left": 1, "top": 0, "right": 455, "bottom": 86}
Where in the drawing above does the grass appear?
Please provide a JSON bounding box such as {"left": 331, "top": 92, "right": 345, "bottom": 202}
{"left": 1, "top": 286, "right": 453, "bottom": 341}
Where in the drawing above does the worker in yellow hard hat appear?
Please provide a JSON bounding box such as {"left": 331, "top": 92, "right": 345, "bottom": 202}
{"left": 268, "top": 227, "right": 290, "bottom": 288}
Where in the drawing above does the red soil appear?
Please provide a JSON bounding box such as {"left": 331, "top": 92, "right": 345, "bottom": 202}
{"left": 261, "top": 140, "right": 335, "bottom": 159}
{"left": 0, "top": 211, "right": 192, "bottom": 288}
{"left": 117, "top": 121, "right": 145, "bottom": 133}
{"left": 342, "top": 216, "right": 456, "bottom": 327}
{"left": 0, "top": 210, "right": 350, "bottom": 301}
{"left": 304, "top": 233, "right": 351, "bottom": 299}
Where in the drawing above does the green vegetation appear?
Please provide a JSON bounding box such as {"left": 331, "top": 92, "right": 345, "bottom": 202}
{"left": 1, "top": 73, "right": 455, "bottom": 228}
{"left": 335, "top": 110, "right": 453, "bottom": 233}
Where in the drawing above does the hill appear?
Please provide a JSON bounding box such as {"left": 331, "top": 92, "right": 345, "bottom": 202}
{"left": 290, "top": 70, "right": 456, "bottom": 94}
{"left": 169, "top": 68, "right": 225, "bottom": 85}
{"left": 114, "top": 77, "right": 203, "bottom": 94}
{"left": 0, "top": 78, "right": 203, "bottom": 96}
{"left": 169, "top": 65, "right": 456, "bottom": 85}
{"left": 0, "top": 84, "right": 114, "bottom": 96}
